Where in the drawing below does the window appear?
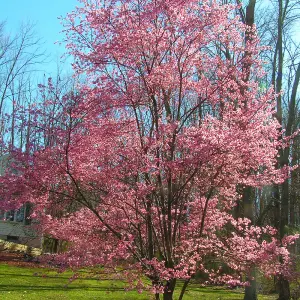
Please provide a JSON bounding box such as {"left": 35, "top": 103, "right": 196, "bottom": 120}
{"left": 5, "top": 210, "right": 15, "bottom": 221}
{"left": 0, "top": 204, "right": 31, "bottom": 224}
{"left": 16, "top": 206, "right": 25, "bottom": 222}
{"left": 7, "top": 235, "right": 19, "bottom": 242}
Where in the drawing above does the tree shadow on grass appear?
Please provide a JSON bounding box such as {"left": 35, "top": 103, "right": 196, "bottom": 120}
{"left": 0, "top": 272, "right": 69, "bottom": 279}
{"left": 0, "top": 284, "right": 126, "bottom": 292}
{"left": 0, "top": 272, "right": 123, "bottom": 281}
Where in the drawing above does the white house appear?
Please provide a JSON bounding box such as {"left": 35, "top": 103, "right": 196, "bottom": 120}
{"left": 0, "top": 155, "right": 42, "bottom": 248}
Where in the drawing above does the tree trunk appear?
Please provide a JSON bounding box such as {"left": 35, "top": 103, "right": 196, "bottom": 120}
{"left": 243, "top": 186, "right": 258, "bottom": 300}
{"left": 163, "top": 279, "right": 176, "bottom": 300}
{"left": 178, "top": 279, "right": 190, "bottom": 300}
{"left": 244, "top": 268, "right": 257, "bottom": 300}
{"left": 163, "top": 292, "right": 174, "bottom": 300}
{"left": 278, "top": 274, "right": 290, "bottom": 300}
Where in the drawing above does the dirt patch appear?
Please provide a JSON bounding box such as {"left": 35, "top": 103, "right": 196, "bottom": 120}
{"left": 0, "top": 251, "right": 48, "bottom": 268}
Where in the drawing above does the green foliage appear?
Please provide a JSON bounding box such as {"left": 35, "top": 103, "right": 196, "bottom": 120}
{"left": 0, "top": 240, "right": 41, "bottom": 256}
{"left": 42, "top": 236, "right": 68, "bottom": 254}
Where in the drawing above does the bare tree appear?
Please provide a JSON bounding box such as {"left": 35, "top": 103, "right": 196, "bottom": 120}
{"left": 0, "top": 22, "right": 45, "bottom": 153}
{"left": 254, "top": 1, "right": 300, "bottom": 299}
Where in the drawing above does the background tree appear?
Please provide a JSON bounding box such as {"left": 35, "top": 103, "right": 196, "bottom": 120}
{"left": 0, "top": 21, "right": 45, "bottom": 154}
{"left": 253, "top": 1, "right": 300, "bottom": 298}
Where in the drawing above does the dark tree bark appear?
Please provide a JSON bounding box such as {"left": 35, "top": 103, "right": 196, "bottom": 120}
{"left": 277, "top": 62, "right": 300, "bottom": 300}
{"left": 163, "top": 279, "right": 176, "bottom": 300}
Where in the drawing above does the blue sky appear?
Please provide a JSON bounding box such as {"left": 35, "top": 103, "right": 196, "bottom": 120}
{"left": 0, "top": 0, "right": 78, "bottom": 76}
{"left": 1, "top": 0, "right": 298, "bottom": 76}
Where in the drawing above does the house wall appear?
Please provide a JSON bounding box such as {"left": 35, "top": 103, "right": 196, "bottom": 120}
{"left": 0, "top": 156, "right": 42, "bottom": 249}
{"left": 0, "top": 220, "right": 42, "bottom": 248}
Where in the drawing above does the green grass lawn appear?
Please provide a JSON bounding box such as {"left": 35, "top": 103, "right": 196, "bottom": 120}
{"left": 0, "top": 263, "right": 277, "bottom": 299}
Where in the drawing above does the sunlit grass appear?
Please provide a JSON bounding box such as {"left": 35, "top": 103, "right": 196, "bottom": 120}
{"left": 0, "top": 263, "right": 277, "bottom": 299}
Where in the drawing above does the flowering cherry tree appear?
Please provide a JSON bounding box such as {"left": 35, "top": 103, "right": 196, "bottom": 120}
{"left": 1, "top": 0, "right": 298, "bottom": 299}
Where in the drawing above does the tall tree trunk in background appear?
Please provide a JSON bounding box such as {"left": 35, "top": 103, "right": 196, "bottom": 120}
{"left": 290, "top": 135, "right": 299, "bottom": 230}
{"left": 239, "top": 0, "right": 258, "bottom": 299}
{"left": 277, "top": 62, "right": 300, "bottom": 300}
{"left": 275, "top": 0, "right": 284, "bottom": 125}
{"left": 243, "top": 187, "right": 257, "bottom": 300}
{"left": 272, "top": 0, "right": 296, "bottom": 298}
{"left": 287, "top": 64, "right": 300, "bottom": 258}
{"left": 290, "top": 140, "right": 298, "bottom": 255}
